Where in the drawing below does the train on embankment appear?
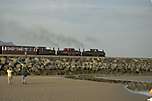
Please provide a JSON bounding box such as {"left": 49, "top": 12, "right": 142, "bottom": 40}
{"left": 0, "top": 45, "right": 106, "bottom": 57}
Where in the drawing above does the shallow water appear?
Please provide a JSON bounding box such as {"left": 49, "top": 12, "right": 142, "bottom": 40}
{"left": 124, "top": 81, "right": 152, "bottom": 96}
{"left": 102, "top": 76, "right": 152, "bottom": 94}
{"left": 125, "top": 85, "right": 150, "bottom": 96}
{"left": 119, "top": 76, "right": 152, "bottom": 101}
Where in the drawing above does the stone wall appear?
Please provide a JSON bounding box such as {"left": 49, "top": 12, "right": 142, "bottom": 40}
{"left": 0, "top": 55, "right": 152, "bottom": 75}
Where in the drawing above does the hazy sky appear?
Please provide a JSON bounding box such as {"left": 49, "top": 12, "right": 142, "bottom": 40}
{"left": 0, "top": 0, "right": 152, "bottom": 57}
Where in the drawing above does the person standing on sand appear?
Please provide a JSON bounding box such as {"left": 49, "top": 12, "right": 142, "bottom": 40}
{"left": 149, "top": 88, "right": 152, "bottom": 95}
{"left": 7, "top": 67, "right": 13, "bottom": 84}
{"left": 147, "top": 89, "right": 152, "bottom": 101}
{"left": 21, "top": 64, "right": 28, "bottom": 84}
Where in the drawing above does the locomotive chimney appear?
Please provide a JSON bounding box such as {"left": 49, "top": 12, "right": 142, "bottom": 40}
{"left": 83, "top": 49, "right": 85, "bottom": 52}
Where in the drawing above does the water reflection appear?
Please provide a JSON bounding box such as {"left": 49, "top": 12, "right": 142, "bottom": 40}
{"left": 124, "top": 81, "right": 152, "bottom": 97}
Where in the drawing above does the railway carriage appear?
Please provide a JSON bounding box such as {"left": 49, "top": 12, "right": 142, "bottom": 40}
{"left": 0, "top": 46, "right": 37, "bottom": 55}
{"left": 57, "top": 48, "right": 81, "bottom": 56}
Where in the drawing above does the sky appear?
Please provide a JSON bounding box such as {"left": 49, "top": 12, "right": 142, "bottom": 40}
{"left": 0, "top": 0, "right": 152, "bottom": 57}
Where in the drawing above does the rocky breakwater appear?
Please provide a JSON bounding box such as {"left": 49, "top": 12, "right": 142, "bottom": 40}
{"left": 0, "top": 55, "right": 152, "bottom": 75}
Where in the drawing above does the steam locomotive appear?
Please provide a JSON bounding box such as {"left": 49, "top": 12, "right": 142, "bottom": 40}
{"left": 0, "top": 45, "right": 106, "bottom": 57}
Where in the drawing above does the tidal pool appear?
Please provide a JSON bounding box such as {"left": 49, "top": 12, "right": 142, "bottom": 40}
{"left": 123, "top": 79, "right": 152, "bottom": 101}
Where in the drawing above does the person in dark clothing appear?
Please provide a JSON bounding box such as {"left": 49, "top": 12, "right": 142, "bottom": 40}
{"left": 17, "top": 60, "right": 29, "bottom": 84}
{"left": 21, "top": 64, "right": 28, "bottom": 84}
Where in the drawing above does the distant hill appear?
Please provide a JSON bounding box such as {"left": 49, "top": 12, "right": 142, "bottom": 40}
{"left": 0, "top": 41, "right": 15, "bottom": 46}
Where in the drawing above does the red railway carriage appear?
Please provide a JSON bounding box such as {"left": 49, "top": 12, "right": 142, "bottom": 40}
{"left": 0, "top": 45, "right": 37, "bottom": 55}
{"left": 57, "top": 48, "right": 81, "bottom": 56}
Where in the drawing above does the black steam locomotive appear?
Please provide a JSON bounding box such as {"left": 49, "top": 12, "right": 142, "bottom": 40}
{"left": 0, "top": 45, "right": 106, "bottom": 57}
{"left": 82, "top": 49, "right": 105, "bottom": 57}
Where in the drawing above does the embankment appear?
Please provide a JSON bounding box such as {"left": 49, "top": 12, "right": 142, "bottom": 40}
{"left": 0, "top": 55, "right": 152, "bottom": 75}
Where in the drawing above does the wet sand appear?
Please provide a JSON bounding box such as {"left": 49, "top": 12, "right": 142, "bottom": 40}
{"left": 0, "top": 76, "right": 147, "bottom": 101}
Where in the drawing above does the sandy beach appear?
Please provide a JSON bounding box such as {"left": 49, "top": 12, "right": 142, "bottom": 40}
{"left": 0, "top": 76, "right": 147, "bottom": 101}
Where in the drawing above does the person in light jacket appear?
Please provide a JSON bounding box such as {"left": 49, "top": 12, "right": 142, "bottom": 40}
{"left": 7, "top": 67, "right": 13, "bottom": 84}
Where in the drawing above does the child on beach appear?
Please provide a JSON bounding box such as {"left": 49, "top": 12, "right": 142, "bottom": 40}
{"left": 7, "top": 67, "right": 13, "bottom": 84}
